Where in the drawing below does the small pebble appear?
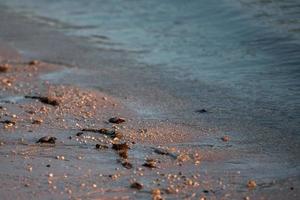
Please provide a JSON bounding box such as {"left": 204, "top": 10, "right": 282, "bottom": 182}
{"left": 109, "top": 117, "right": 126, "bottom": 124}
{"left": 130, "top": 182, "right": 143, "bottom": 190}
{"left": 247, "top": 180, "right": 257, "bottom": 189}
{"left": 221, "top": 136, "right": 229, "bottom": 142}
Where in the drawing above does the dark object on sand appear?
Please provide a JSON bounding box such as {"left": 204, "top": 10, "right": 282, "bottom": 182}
{"left": 112, "top": 143, "right": 129, "bottom": 159}
{"left": 81, "top": 128, "right": 123, "bottom": 139}
{"left": 0, "top": 120, "right": 16, "bottom": 125}
{"left": 0, "top": 64, "right": 10, "bottom": 73}
{"left": 95, "top": 144, "right": 109, "bottom": 149}
{"left": 221, "top": 135, "right": 229, "bottom": 142}
{"left": 109, "top": 117, "right": 126, "bottom": 124}
{"left": 36, "top": 136, "right": 57, "bottom": 144}
{"left": 112, "top": 143, "right": 129, "bottom": 151}
{"left": 118, "top": 150, "right": 128, "bottom": 159}
{"left": 153, "top": 148, "right": 177, "bottom": 159}
{"left": 122, "top": 161, "right": 133, "bottom": 169}
{"left": 195, "top": 109, "right": 207, "bottom": 113}
{"left": 25, "top": 96, "right": 59, "bottom": 106}
{"left": 76, "top": 132, "right": 84, "bottom": 136}
{"left": 46, "top": 164, "right": 51, "bottom": 167}
{"left": 143, "top": 159, "right": 157, "bottom": 168}
{"left": 29, "top": 60, "right": 39, "bottom": 65}
{"left": 130, "top": 182, "right": 143, "bottom": 190}
{"left": 247, "top": 180, "right": 257, "bottom": 189}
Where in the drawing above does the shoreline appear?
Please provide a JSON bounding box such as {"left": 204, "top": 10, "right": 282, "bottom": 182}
{"left": 0, "top": 4, "right": 299, "bottom": 200}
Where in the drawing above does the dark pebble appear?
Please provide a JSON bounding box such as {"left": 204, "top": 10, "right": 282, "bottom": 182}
{"left": 109, "top": 117, "right": 126, "bottom": 124}
{"left": 118, "top": 150, "right": 128, "bottom": 159}
{"left": 46, "top": 164, "right": 51, "bottom": 167}
{"left": 76, "top": 132, "right": 84, "bottom": 136}
{"left": 29, "top": 60, "right": 39, "bottom": 65}
{"left": 130, "top": 182, "right": 143, "bottom": 190}
{"left": 122, "top": 161, "right": 133, "bottom": 169}
{"left": 0, "top": 120, "right": 16, "bottom": 125}
{"left": 143, "top": 159, "right": 157, "bottom": 168}
{"left": 195, "top": 109, "right": 207, "bottom": 113}
{"left": 112, "top": 143, "right": 129, "bottom": 151}
{"left": 24, "top": 96, "right": 59, "bottom": 106}
{"left": 0, "top": 64, "right": 10, "bottom": 73}
{"left": 95, "top": 144, "right": 109, "bottom": 149}
{"left": 36, "top": 136, "right": 57, "bottom": 144}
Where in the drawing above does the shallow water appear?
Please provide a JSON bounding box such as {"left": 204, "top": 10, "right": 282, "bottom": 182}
{"left": 1, "top": 0, "right": 300, "bottom": 182}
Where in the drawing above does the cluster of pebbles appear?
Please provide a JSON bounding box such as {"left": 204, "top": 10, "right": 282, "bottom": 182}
{"left": 0, "top": 60, "right": 258, "bottom": 199}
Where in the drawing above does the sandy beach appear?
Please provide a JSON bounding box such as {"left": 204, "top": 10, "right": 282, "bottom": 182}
{"left": 0, "top": 3, "right": 299, "bottom": 200}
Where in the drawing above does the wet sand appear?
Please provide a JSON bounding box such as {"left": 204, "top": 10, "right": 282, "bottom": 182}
{"left": 0, "top": 5, "right": 299, "bottom": 200}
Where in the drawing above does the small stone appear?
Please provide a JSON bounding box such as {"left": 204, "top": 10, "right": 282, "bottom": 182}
{"left": 92, "top": 184, "right": 97, "bottom": 188}
{"left": 32, "top": 119, "right": 43, "bottom": 124}
{"left": 24, "top": 183, "right": 30, "bottom": 187}
{"left": 27, "top": 166, "right": 33, "bottom": 172}
{"left": 29, "top": 60, "right": 39, "bottom": 65}
{"left": 0, "top": 64, "right": 10, "bottom": 73}
{"left": 221, "top": 136, "right": 229, "bottom": 142}
{"left": 143, "top": 159, "right": 157, "bottom": 168}
{"left": 109, "top": 117, "right": 126, "bottom": 124}
{"left": 76, "top": 132, "right": 84, "bottom": 136}
{"left": 118, "top": 150, "right": 128, "bottom": 159}
{"left": 122, "top": 161, "right": 133, "bottom": 169}
{"left": 195, "top": 109, "right": 207, "bottom": 113}
{"left": 152, "top": 189, "right": 163, "bottom": 200}
{"left": 244, "top": 197, "right": 250, "bottom": 200}
{"left": 36, "top": 136, "right": 57, "bottom": 144}
{"left": 48, "top": 173, "right": 53, "bottom": 178}
{"left": 112, "top": 143, "right": 129, "bottom": 151}
{"left": 95, "top": 144, "right": 108, "bottom": 149}
{"left": 46, "top": 164, "right": 51, "bottom": 167}
{"left": 176, "top": 153, "right": 190, "bottom": 162}
{"left": 130, "top": 182, "right": 143, "bottom": 190}
{"left": 247, "top": 180, "right": 257, "bottom": 189}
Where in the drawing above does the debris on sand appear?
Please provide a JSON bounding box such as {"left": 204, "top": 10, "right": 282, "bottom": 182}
{"left": 143, "top": 159, "right": 157, "bottom": 168}
{"left": 81, "top": 128, "right": 123, "bottom": 139}
{"left": 95, "top": 144, "right": 109, "bottom": 149}
{"left": 1, "top": 120, "right": 16, "bottom": 128}
{"left": 112, "top": 143, "right": 129, "bottom": 151}
{"left": 152, "top": 188, "right": 163, "bottom": 200}
{"left": 130, "top": 182, "right": 143, "bottom": 190}
{"left": 28, "top": 60, "right": 39, "bottom": 65}
{"left": 112, "top": 143, "right": 130, "bottom": 159}
{"left": 118, "top": 150, "right": 128, "bottom": 159}
{"left": 25, "top": 95, "right": 59, "bottom": 106}
{"left": 195, "top": 109, "right": 207, "bottom": 113}
{"left": 36, "top": 136, "right": 57, "bottom": 144}
{"left": 0, "top": 120, "right": 16, "bottom": 126}
{"left": 122, "top": 161, "right": 133, "bottom": 169}
{"left": 32, "top": 119, "right": 43, "bottom": 125}
{"left": 109, "top": 117, "right": 126, "bottom": 124}
{"left": 176, "top": 153, "right": 191, "bottom": 162}
{"left": 76, "top": 132, "right": 84, "bottom": 136}
{"left": 247, "top": 180, "right": 257, "bottom": 189}
{"left": 221, "top": 136, "right": 229, "bottom": 142}
{"left": 0, "top": 64, "right": 11, "bottom": 73}
{"left": 1, "top": 78, "right": 13, "bottom": 87}
{"left": 153, "top": 148, "right": 177, "bottom": 159}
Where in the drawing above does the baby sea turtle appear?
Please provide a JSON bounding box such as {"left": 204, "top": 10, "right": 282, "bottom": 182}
{"left": 36, "top": 136, "right": 57, "bottom": 144}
